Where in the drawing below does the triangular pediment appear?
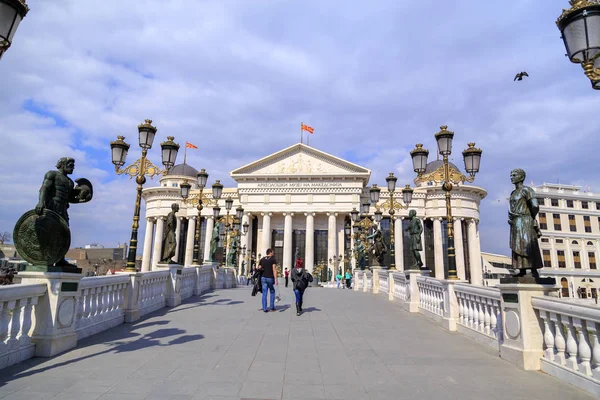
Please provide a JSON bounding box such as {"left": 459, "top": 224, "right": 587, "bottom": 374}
{"left": 231, "top": 143, "right": 370, "bottom": 180}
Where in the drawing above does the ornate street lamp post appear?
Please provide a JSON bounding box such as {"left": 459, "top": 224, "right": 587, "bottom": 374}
{"left": 369, "top": 175, "right": 414, "bottom": 270}
{"left": 179, "top": 169, "right": 210, "bottom": 265}
{"left": 0, "top": 0, "right": 29, "bottom": 61}
{"left": 110, "top": 120, "right": 180, "bottom": 272}
{"left": 410, "top": 126, "right": 482, "bottom": 280}
{"left": 557, "top": 0, "right": 600, "bottom": 89}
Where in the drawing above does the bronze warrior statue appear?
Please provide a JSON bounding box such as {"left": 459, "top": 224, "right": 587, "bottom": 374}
{"left": 367, "top": 225, "right": 387, "bottom": 266}
{"left": 508, "top": 168, "right": 543, "bottom": 277}
{"left": 209, "top": 222, "right": 220, "bottom": 262}
{"left": 161, "top": 203, "right": 179, "bottom": 262}
{"left": 405, "top": 210, "right": 424, "bottom": 269}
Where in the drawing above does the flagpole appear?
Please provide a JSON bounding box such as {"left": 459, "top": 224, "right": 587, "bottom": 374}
{"left": 307, "top": 133, "right": 310, "bottom": 146}
{"left": 300, "top": 122, "right": 303, "bottom": 144}
{"left": 184, "top": 145, "right": 187, "bottom": 165}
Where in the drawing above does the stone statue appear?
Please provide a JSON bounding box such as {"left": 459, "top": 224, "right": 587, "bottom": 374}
{"left": 367, "top": 226, "right": 387, "bottom": 266}
{"left": 227, "top": 232, "right": 239, "bottom": 267}
{"left": 209, "top": 222, "right": 220, "bottom": 262}
{"left": 14, "top": 157, "right": 93, "bottom": 271}
{"left": 405, "top": 210, "right": 424, "bottom": 269}
{"left": 161, "top": 203, "right": 179, "bottom": 262}
{"left": 508, "top": 169, "right": 543, "bottom": 278}
{"left": 294, "top": 246, "right": 299, "bottom": 266}
{"left": 356, "top": 238, "right": 367, "bottom": 270}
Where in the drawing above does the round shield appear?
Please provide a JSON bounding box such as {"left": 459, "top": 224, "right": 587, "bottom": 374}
{"left": 13, "top": 209, "right": 71, "bottom": 266}
{"left": 75, "top": 178, "right": 93, "bottom": 203}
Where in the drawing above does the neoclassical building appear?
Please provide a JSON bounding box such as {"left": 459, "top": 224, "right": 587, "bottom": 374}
{"left": 140, "top": 143, "right": 487, "bottom": 283}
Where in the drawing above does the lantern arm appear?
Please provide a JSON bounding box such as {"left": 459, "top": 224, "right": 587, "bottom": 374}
{"left": 355, "top": 217, "right": 374, "bottom": 230}
{"left": 373, "top": 197, "right": 410, "bottom": 212}
{"left": 217, "top": 214, "right": 236, "bottom": 225}
{"left": 414, "top": 163, "right": 473, "bottom": 185}
{"left": 115, "top": 156, "right": 169, "bottom": 179}
{"left": 581, "top": 59, "right": 600, "bottom": 80}
{"left": 182, "top": 191, "right": 218, "bottom": 207}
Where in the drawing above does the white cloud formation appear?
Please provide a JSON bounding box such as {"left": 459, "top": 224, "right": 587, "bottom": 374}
{"left": 0, "top": 0, "right": 598, "bottom": 257}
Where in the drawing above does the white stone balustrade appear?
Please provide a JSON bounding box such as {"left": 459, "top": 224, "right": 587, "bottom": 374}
{"left": 378, "top": 273, "right": 389, "bottom": 295}
{"left": 0, "top": 283, "right": 47, "bottom": 370}
{"left": 353, "top": 271, "right": 363, "bottom": 291}
{"left": 417, "top": 277, "right": 445, "bottom": 318}
{"left": 138, "top": 270, "right": 170, "bottom": 316}
{"left": 391, "top": 272, "right": 408, "bottom": 302}
{"left": 75, "top": 275, "right": 130, "bottom": 340}
{"left": 180, "top": 267, "right": 197, "bottom": 301}
{"left": 533, "top": 296, "right": 600, "bottom": 396}
{"left": 454, "top": 283, "right": 503, "bottom": 348}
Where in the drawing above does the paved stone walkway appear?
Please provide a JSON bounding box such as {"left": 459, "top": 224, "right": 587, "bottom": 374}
{"left": 0, "top": 282, "right": 593, "bottom": 400}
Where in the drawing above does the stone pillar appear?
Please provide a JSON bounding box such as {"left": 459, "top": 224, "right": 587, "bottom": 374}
{"left": 240, "top": 214, "right": 251, "bottom": 274}
{"left": 420, "top": 218, "right": 426, "bottom": 268}
{"left": 305, "top": 213, "right": 315, "bottom": 273}
{"left": 203, "top": 217, "right": 214, "bottom": 263}
{"left": 261, "top": 213, "right": 272, "bottom": 255}
{"left": 454, "top": 218, "right": 466, "bottom": 280}
{"left": 550, "top": 238, "right": 558, "bottom": 269}
{"left": 403, "top": 269, "right": 430, "bottom": 313}
{"left": 185, "top": 217, "right": 196, "bottom": 266}
{"left": 173, "top": 217, "right": 183, "bottom": 262}
{"left": 283, "top": 213, "right": 293, "bottom": 269}
{"left": 350, "top": 219, "right": 356, "bottom": 271}
{"left": 565, "top": 239, "right": 573, "bottom": 269}
{"left": 498, "top": 283, "right": 559, "bottom": 370}
{"left": 327, "top": 213, "right": 338, "bottom": 281}
{"left": 468, "top": 219, "right": 483, "bottom": 285}
{"left": 395, "top": 217, "right": 404, "bottom": 271}
{"left": 166, "top": 265, "right": 184, "bottom": 307}
{"left": 433, "top": 218, "right": 444, "bottom": 279}
{"left": 152, "top": 217, "right": 165, "bottom": 270}
{"left": 19, "top": 272, "right": 83, "bottom": 357}
{"left": 141, "top": 217, "right": 155, "bottom": 272}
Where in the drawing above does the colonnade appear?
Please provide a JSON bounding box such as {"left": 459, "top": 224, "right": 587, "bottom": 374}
{"left": 140, "top": 213, "right": 483, "bottom": 284}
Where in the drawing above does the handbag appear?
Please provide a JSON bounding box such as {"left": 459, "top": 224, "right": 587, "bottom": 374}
{"left": 275, "top": 285, "right": 281, "bottom": 303}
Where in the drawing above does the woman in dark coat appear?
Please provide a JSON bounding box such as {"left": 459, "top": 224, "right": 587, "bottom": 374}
{"left": 291, "top": 259, "right": 312, "bottom": 316}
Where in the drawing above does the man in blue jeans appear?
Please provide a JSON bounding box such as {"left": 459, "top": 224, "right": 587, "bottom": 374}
{"left": 258, "top": 248, "right": 279, "bottom": 312}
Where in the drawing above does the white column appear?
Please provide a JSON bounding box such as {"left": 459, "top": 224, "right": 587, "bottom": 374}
{"left": 433, "top": 218, "right": 444, "bottom": 279}
{"left": 394, "top": 217, "right": 403, "bottom": 271}
{"left": 454, "top": 218, "right": 466, "bottom": 280}
{"left": 327, "top": 213, "right": 338, "bottom": 281}
{"left": 261, "top": 213, "right": 272, "bottom": 255}
{"left": 550, "top": 238, "right": 558, "bottom": 269}
{"left": 305, "top": 213, "right": 315, "bottom": 273}
{"left": 468, "top": 219, "right": 482, "bottom": 285}
{"left": 185, "top": 217, "right": 196, "bottom": 266}
{"left": 581, "top": 240, "right": 589, "bottom": 270}
{"left": 240, "top": 214, "right": 251, "bottom": 274}
{"left": 203, "top": 217, "right": 214, "bottom": 262}
{"left": 141, "top": 217, "right": 155, "bottom": 272}
{"left": 173, "top": 217, "right": 183, "bottom": 262}
{"left": 350, "top": 220, "right": 356, "bottom": 271}
{"left": 283, "top": 213, "right": 293, "bottom": 269}
{"left": 152, "top": 217, "right": 165, "bottom": 270}
{"left": 246, "top": 215, "right": 254, "bottom": 260}
{"left": 565, "top": 239, "right": 574, "bottom": 269}
{"left": 420, "top": 218, "right": 426, "bottom": 269}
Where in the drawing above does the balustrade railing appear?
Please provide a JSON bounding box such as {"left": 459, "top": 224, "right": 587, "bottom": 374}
{"left": 533, "top": 296, "right": 600, "bottom": 387}
{"left": 0, "top": 284, "right": 46, "bottom": 370}
{"left": 379, "top": 273, "right": 389, "bottom": 295}
{"left": 454, "top": 283, "right": 503, "bottom": 346}
{"left": 180, "top": 267, "right": 197, "bottom": 301}
{"left": 75, "top": 275, "right": 130, "bottom": 339}
{"left": 354, "top": 271, "right": 363, "bottom": 291}
{"left": 392, "top": 272, "right": 408, "bottom": 301}
{"left": 416, "top": 277, "right": 444, "bottom": 317}
{"left": 138, "top": 270, "right": 170, "bottom": 316}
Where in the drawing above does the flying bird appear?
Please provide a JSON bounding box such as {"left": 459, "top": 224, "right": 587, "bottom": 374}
{"left": 514, "top": 71, "right": 529, "bottom": 81}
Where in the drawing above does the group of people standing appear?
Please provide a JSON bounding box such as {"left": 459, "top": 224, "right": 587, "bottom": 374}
{"left": 250, "top": 249, "right": 313, "bottom": 316}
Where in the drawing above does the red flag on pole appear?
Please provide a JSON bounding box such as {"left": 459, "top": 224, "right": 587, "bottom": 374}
{"left": 301, "top": 123, "right": 314, "bottom": 134}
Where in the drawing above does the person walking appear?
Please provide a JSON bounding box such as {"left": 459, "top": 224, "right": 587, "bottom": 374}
{"left": 291, "top": 261, "right": 313, "bottom": 316}
{"left": 284, "top": 268, "right": 289, "bottom": 287}
{"left": 258, "top": 249, "right": 278, "bottom": 312}
{"left": 345, "top": 270, "right": 352, "bottom": 289}
{"left": 335, "top": 272, "right": 343, "bottom": 289}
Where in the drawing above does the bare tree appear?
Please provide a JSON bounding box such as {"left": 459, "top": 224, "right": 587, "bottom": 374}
{"left": 0, "top": 232, "right": 12, "bottom": 244}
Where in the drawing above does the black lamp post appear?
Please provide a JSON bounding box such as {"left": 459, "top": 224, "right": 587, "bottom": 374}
{"left": 557, "top": 0, "right": 600, "bottom": 89}
{"left": 0, "top": 0, "right": 29, "bottom": 61}
{"left": 410, "top": 126, "right": 482, "bottom": 280}
{"left": 180, "top": 169, "right": 209, "bottom": 265}
{"left": 110, "top": 121, "right": 179, "bottom": 272}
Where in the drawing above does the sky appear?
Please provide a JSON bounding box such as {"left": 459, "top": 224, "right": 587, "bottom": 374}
{"left": 1, "top": 0, "right": 599, "bottom": 257}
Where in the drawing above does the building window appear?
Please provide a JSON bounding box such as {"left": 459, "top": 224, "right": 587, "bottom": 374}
{"left": 566, "top": 200, "right": 574, "bottom": 208}
{"left": 553, "top": 214, "right": 562, "bottom": 231}
{"left": 582, "top": 201, "right": 589, "bottom": 209}
{"left": 171, "top": 183, "right": 178, "bottom": 187}
{"left": 584, "top": 216, "right": 592, "bottom": 233}
{"left": 588, "top": 241, "right": 595, "bottom": 246}
{"left": 596, "top": 202, "right": 600, "bottom": 211}
{"left": 561, "top": 278, "right": 569, "bottom": 297}
{"left": 589, "top": 252, "right": 597, "bottom": 270}
{"left": 551, "top": 199, "right": 559, "bottom": 207}
{"left": 538, "top": 213, "right": 547, "bottom": 230}
{"left": 542, "top": 249, "right": 552, "bottom": 268}
{"left": 573, "top": 251, "right": 581, "bottom": 269}
{"left": 568, "top": 214, "right": 576, "bottom": 232}
{"left": 556, "top": 239, "right": 564, "bottom": 244}
{"left": 541, "top": 238, "right": 549, "bottom": 243}
{"left": 557, "top": 250, "right": 566, "bottom": 268}
{"left": 537, "top": 197, "right": 546, "bottom": 206}
{"left": 572, "top": 240, "right": 579, "bottom": 245}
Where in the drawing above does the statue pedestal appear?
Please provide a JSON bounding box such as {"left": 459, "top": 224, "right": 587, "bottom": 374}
{"left": 24, "top": 265, "right": 82, "bottom": 274}
{"left": 18, "top": 271, "right": 83, "bottom": 357}
{"left": 497, "top": 282, "right": 559, "bottom": 370}
{"left": 404, "top": 269, "right": 431, "bottom": 313}
{"left": 156, "top": 263, "right": 183, "bottom": 307}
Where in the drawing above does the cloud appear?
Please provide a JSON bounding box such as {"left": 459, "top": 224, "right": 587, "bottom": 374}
{"left": 0, "top": 0, "right": 595, "bottom": 257}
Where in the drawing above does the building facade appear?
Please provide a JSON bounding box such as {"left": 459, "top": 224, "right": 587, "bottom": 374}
{"left": 140, "top": 143, "right": 487, "bottom": 283}
{"left": 534, "top": 183, "right": 600, "bottom": 299}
